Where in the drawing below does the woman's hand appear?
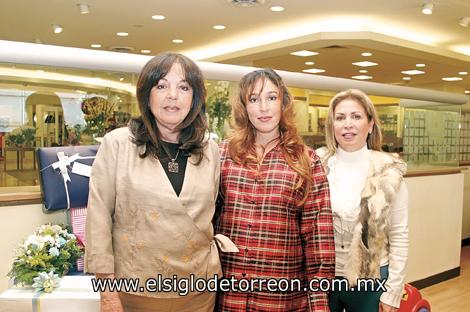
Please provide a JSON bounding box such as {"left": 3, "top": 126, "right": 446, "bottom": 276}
{"left": 96, "top": 273, "right": 124, "bottom": 312}
{"left": 379, "top": 302, "right": 398, "bottom": 312}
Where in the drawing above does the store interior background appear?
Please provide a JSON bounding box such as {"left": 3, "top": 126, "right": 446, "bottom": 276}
{"left": 0, "top": 0, "right": 470, "bottom": 309}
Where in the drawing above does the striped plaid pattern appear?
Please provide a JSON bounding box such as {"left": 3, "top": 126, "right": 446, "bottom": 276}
{"left": 215, "top": 141, "right": 335, "bottom": 311}
{"left": 70, "top": 206, "right": 87, "bottom": 271}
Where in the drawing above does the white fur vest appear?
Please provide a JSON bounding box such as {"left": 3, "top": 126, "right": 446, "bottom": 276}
{"left": 316, "top": 147, "right": 406, "bottom": 286}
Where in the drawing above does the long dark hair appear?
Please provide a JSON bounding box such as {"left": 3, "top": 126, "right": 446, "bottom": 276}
{"left": 129, "top": 52, "right": 207, "bottom": 164}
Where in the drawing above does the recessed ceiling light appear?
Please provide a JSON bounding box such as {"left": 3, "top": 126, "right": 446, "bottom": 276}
{"left": 151, "top": 15, "right": 166, "bottom": 20}
{"left": 352, "top": 75, "right": 372, "bottom": 80}
{"left": 352, "top": 61, "right": 378, "bottom": 67}
{"left": 416, "top": 64, "right": 426, "bottom": 67}
{"left": 403, "top": 77, "right": 411, "bottom": 80}
{"left": 442, "top": 77, "right": 463, "bottom": 81}
{"left": 302, "top": 68, "right": 325, "bottom": 74}
{"left": 401, "top": 70, "right": 425, "bottom": 75}
{"left": 305, "top": 61, "right": 314, "bottom": 65}
{"left": 361, "top": 52, "right": 372, "bottom": 57}
{"left": 53, "top": 24, "right": 63, "bottom": 34}
{"left": 119, "top": 77, "right": 124, "bottom": 81}
{"left": 290, "top": 50, "right": 318, "bottom": 57}
{"left": 91, "top": 44, "right": 102, "bottom": 48}
{"left": 77, "top": 4, "right": 90, "bottom": 14}
{"left": 213, "top": 25, "right": 226, "bottom": 30}
{"left": 172, "top": 39, "right": 184, "bottom": 43}
{"left": 117, "top": 32, "right": 128, "bottom": 37}
{"left": 141, "top": 49, "right": 151, "bottom": 54}
{"left": 422, "top": 3, "right": 433, "bottom": 15}
{"left": 359, "top": 70, "right": 368, "bottom": 73}
{"left": 459, "top": 17, "right": 470, "bottom": 27}
{"left": 270, "top": 6, "right": 284, "bottom": 12}
{"left": 459, "top": 71, "right": 468, "bottom": 75}
{"left": 465, "top": 90, "right": 470, "bottom": 94}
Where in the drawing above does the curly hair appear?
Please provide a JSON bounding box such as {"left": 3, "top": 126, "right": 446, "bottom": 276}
{"left": 228, "top": 68, "right": 313, "bottom": 205}
{"left": 128, "top": 52, "right": 207, "bottom": 164}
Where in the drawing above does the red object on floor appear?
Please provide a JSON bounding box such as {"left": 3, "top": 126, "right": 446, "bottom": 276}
{"left": 398, "top": 284, "right": 431, "bottom": 312}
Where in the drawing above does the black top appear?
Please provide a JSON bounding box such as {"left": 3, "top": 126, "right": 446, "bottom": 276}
{"left": 157, "top": 141, "right": 188, "bottom": 196}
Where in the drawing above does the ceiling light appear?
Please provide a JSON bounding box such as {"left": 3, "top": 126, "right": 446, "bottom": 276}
{"left": 403, "top": 77, "right": 411, "bottom": 80}
{"left": 290, "top": 50, "right": 318, "bottom": 57}
{"left": 77, "top": 4, "right": 90, "bottom": 14}
{"left": 416, "top": 63, "right": 426, "bottom": 67}
{"left": 229, "top": 0, "right": 266, "bottom": 8}
{"left": 459, "top": 71, "right": 468, "bottom": 75}
{"left": 302, "top": 68, "right": 325, "bottom": 74}
{"left": 117, "top": 32, "right": 128, "bottom": 37}
{"left": 151, "top": 15, "right": 166, "bottom": 20}
{"left": 91, "top": 44, "right": 101, "bottom": 48}
{"left": 352, "top": 61, "right": 378, "bottom": 67}
{"left": 53, "top": 25, "right": 63, "bottom": 34}
{"left": 172, "top": 39, "right": 184, "bottom": 43}
{"left": 305, "top": 61, "right": 314, "bottom": 65}
{"left": 442, "top": 77, "right": 463, "bottom": 81}
{"left": 141, "top": 49, "right": 151, "bottom": 54}
{"left": 352, "top": 75, "right": 372, "bottom": 80}
{"left": 361, "top": 52, "right": 372, "bottom": 56}
{"left": 459, "top": 17, "right": 470, "bottom": 27}
{"left": 213, "top": 25, "right": 226, "bottom": 30}
{"left": 422, "top": 3, "right": 433, "bottom": 15}
{"left": 359, "top": 70, "right": 368, "bottom": 73}
{"left": 119, "top": 77, "right": 124, "bottom": 81}
{"left": 270, "top": 6, "right": 284, "bottom": 12}
{"left": 401, "top": 70, "right": 425, "bottom": 75}
{"left": 465, "top": 90, "right": 470, "bottom": 94}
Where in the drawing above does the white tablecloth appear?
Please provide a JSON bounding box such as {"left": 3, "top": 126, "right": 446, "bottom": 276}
{"left": 0, "top": 275, "right": 99, "bottom": 312}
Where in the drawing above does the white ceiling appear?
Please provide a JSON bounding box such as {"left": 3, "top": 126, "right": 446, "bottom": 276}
{"left": 1, "top": 0, "right": 470, "bottom": 93}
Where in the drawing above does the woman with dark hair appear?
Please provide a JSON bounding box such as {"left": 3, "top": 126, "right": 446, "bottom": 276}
{"left": 215, "top": 68, "right": 335, "bottom": 311}
{"left": 86, "top": 53, "right": 232, "bottom": 312}
{"left": 316, "top": 89, "right": 408, "bottom": 312}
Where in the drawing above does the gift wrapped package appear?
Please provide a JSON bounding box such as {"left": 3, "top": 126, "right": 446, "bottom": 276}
{"left": 38, "top": 145, "right": 99, "bottom": 211}
{"left": 0, "top": 275, "right": 99, "bottom": 312}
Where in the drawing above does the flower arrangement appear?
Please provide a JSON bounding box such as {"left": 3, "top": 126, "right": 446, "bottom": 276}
{"left": 5, "top": 126, "right": 36, "bottom": 147}
{"left": 8, "top": 224, "right": 83, "bottom": 288}
{"left": 207, "top": 81, "right": 231, "bottom": 140}
{"left": 81, "top": 96, "right": 115, "bottom": 137}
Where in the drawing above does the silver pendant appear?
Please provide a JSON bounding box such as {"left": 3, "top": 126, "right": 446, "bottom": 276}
{"left": 168, "top": 160, "right": 179, "bottom": 173}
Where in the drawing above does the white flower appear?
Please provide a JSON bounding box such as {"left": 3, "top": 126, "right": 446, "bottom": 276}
{"left": 24, "top": 235, "right": 44, "bottom": 250}
{"left": 48, "top": 247, "right": 60, "bottom": 257}
{"left": 32, "top": 271, "right": 61, "bottom": 293}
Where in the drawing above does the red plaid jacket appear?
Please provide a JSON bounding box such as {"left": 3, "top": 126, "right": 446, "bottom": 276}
{"left": 215, "top": 141, "right": 335, "bottom": 311}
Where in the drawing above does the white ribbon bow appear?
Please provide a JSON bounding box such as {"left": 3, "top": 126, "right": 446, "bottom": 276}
{"left": 46, "top": 152, "right": 95, "bottom": 209}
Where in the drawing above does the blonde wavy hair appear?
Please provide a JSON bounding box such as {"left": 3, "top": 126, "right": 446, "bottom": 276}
{"left": 228, "top": 68, "right": 313, "bottom": 205}
{"left": 324, "top": 89, "right": 382, "bottom": 159}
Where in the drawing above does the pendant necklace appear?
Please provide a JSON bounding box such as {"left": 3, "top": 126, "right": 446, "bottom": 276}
{"left": 161, "top": 144, "right": 180, "bottom": 173}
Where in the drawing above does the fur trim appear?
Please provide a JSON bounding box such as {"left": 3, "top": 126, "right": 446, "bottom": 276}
{"left": 317, "top": 147, "right": 406, "bottom": 286}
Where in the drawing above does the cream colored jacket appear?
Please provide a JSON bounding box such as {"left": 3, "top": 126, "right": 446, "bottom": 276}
{"left": 85, "top": 127, "right": 222, "bottom": 298}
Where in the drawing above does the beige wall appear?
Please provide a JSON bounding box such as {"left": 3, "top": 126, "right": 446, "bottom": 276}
{"left": 0, "top": 204, "right": 66, "bottom": 292}
{"left": 405, "top": 173, "right": 464, "bottom": 283}
{"left": 462, "top": 170, "right": 470, "bottom": 240}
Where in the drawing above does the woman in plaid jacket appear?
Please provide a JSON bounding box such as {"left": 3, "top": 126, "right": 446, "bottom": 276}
{"left": 215, "top": 68, "right": 335, "bottom": 311}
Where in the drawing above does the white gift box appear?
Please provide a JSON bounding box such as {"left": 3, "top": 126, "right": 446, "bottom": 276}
{"left": 0, "top": 276, "right": 99, "bottom": 312}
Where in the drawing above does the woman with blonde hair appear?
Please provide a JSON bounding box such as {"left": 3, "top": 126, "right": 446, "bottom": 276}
{"left": 215, "top": 68, "right": 335, "bottom": 311}
{"left": 316, "top": 89, "right": 408, "bottom": 312}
